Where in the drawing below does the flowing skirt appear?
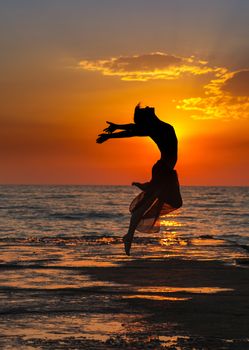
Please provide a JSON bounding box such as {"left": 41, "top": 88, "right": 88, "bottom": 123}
{"left": 129, "top": 160, "right": 182, "bottom": 233}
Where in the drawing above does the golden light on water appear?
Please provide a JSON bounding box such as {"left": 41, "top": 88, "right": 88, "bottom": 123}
{"left": 160, "top": 219, "right": 182, "bottom": 227}
{"left": 159, "top": 216, "right": 184, "bottom": 247}
{"left": 137, "top": 287, "right": 234, "bottom": 294}
{"left": 160, "top": 231, "right": 178, "bottom": 246}
{"left": 124, "top": 295, "right": 190, "bottom": 301}
{"left": 159, "top": 231, "right": 188, "bottom": 247}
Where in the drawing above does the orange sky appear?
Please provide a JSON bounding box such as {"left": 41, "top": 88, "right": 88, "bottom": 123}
{"left": 0, "top": 1, "right": 248, "bottom": 185}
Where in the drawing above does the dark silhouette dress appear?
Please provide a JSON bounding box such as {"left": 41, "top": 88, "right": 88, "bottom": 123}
{"left": 129, "top": 120, "right": 182, "bottom": 233}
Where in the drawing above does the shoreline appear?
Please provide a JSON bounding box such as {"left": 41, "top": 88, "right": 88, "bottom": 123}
{"left": 1, "top": 257, "right": 249, "bottom": 349}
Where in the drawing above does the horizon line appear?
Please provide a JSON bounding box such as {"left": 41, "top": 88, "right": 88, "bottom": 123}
{"left": 0, "top": 183, "right": 248, "bottom": 187}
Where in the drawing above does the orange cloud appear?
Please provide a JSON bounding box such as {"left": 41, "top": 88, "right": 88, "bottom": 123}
{"left": 78, "top": 52, "right": 217, "bottom": 81}
{"left": 78, "top": 51, "right": 249, "bottom": 120}
{"left": 177, "top": 69, "right": 249, "bottom": 120}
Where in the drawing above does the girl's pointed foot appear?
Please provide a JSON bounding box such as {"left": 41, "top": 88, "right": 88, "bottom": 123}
{"left": 122, "top": 235, "right": 132, "bottom": 256}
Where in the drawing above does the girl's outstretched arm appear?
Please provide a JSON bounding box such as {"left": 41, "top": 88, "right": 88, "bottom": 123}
{"left": 96, "top": 130, "right": 136, "bottom": 144}
{"left": 103, "top": 122, "right": 135, "bottom": 133}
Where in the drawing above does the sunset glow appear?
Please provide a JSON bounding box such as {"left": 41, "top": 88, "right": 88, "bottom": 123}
{"left": 0, "top": 1, "right": 248, "bottom": 185}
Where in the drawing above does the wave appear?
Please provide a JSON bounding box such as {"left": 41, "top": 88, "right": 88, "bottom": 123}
{"left": 0, "top": 234, "right": 122, "bottom": 245}
{"left": 1, "top": 231, "right": 249, "bottom": 245}
{"left": 48, "top": 211, "right": 126, "bottom": 220}
{"left": 0, "top": 264, "right": 87, "bottom": 270}
{"left": 1, "top": 210, "right": 126, "bottom": 221}
{"left": 47, "top": 194, "right": 79, "bottom": 199}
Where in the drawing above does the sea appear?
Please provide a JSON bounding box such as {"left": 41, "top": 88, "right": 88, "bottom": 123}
{"left": 0, "top": 185, "right": 248, "bottom": 348}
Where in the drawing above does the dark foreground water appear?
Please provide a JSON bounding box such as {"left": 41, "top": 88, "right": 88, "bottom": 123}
{"left": 0, "top": 185, "right": 248, "bottom": 349}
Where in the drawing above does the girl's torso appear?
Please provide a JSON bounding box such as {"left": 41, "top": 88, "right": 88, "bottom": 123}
{"left": 149, "top": 121, "right": 178, "bottom": 169}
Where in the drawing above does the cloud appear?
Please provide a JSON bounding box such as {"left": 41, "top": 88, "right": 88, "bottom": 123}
{"left": 78, "top": 52, "right": 218, "bottom": 81}
{"left": 177, "top": 95, "right": 249, "bottom": 120}
{"left": 78, "top": 51, "right": 249, "bottom": 120}
{"left": 222, "top": 70, "right": 249, "bottom": 96}
{"left": 176, "top": 69, "right": 249, "bottom": 120}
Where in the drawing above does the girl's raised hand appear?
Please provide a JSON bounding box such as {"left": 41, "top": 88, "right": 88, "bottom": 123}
{"left": 103, "top": 121, "right": 116, "bottom": 133}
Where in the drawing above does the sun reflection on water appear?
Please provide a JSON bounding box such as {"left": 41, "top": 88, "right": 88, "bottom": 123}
{"left": 160, "top": 220, "right": 182, "bottom": 227}
{"left": 159, "top": 231, "right": 188, "bottom": 247}
{"left": 123, "top": 294, "right": 190, "bottom": 301}
{"left": 137, "top": 286, "right": 234, "bottom": 294}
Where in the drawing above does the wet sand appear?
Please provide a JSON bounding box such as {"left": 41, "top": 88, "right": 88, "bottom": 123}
{"left": 86, "top": 258, "right": 249, "bottom": 345}
{"left": 1, "top": 257, "right": 249, "bottom": 349}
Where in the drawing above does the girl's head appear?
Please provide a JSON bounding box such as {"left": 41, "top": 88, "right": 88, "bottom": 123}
{"left": 134, "top": 103, "right": 158, "bottom": 127}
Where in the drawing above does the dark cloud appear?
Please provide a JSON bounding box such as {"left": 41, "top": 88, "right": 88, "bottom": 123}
{"left": 222, "top": 70, "right": 249, "bottom": 96}
{"left": 79, "top": 52, "right": 214, "bottom": 81}
{"left": 105, "top": 53, "right": 183, "bottom": 72}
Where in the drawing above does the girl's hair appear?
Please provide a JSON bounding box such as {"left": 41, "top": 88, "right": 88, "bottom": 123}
{"left": 134, "top": 103, "right": 157, "bottom": 125}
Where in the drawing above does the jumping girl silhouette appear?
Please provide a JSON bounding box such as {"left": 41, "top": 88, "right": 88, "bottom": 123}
{"left": 97, "top": 104, "right": 182, "bottom": 255}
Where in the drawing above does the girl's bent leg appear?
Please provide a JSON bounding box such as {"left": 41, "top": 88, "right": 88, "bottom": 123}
{"left": 123, "top": 195, "right": 156, "bottom": 255}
